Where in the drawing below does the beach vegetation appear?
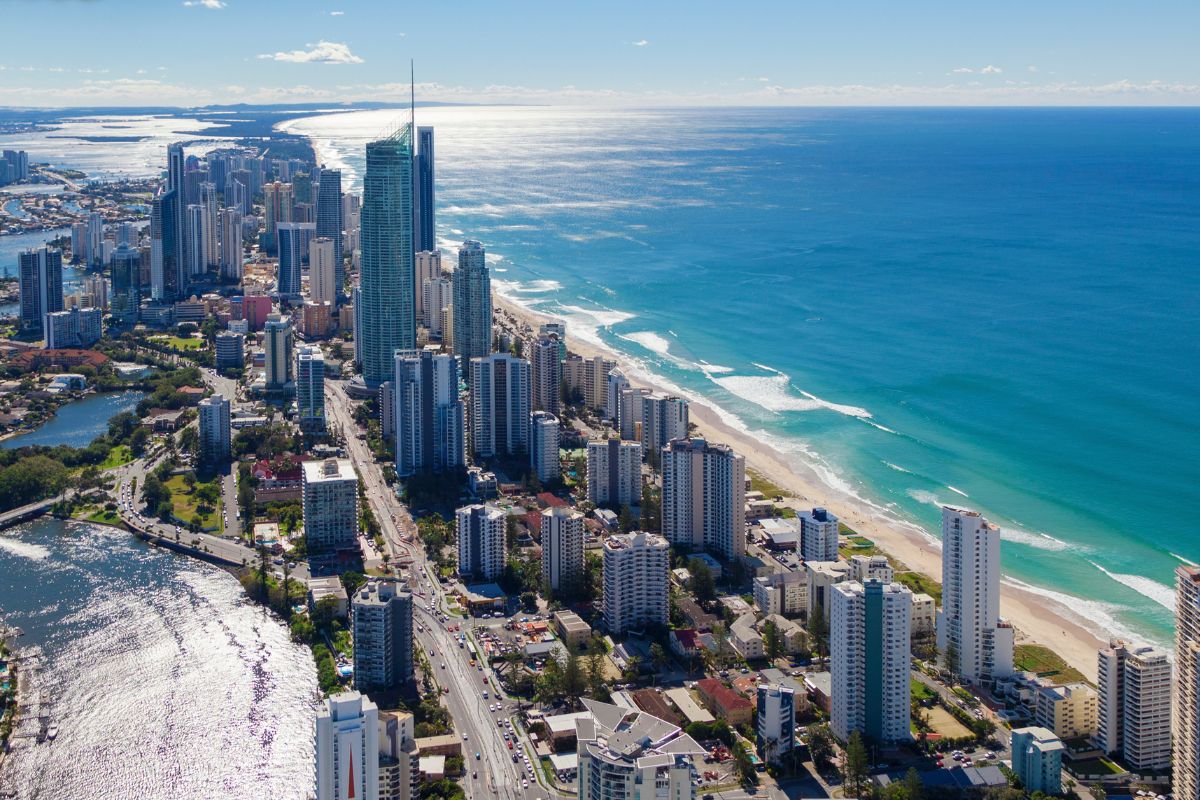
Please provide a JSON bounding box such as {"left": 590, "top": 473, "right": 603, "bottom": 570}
{"left": 896, "top": 571, "right": 942, "bottom": 604}
{"left": 1014, "top": 643, "right": 1089, "bottom": 685}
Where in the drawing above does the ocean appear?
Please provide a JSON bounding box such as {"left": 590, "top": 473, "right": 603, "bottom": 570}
{"left": 3, "top": 106, "right": 1196, "bottom": 649}
{"left": 0, "top": 519, "right": 317, "bottom": 798}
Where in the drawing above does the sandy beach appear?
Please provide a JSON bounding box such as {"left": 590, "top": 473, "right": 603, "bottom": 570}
{"left": 494, "top": 296, "right": 1104, "bottom": 682}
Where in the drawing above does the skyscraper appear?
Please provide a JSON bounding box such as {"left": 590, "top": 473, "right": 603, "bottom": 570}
{"left": 264, "top": 314, "right": 294, "bottom": 390}
{"left": 198, "top": 394, "right": 231, "bottom": 466}
{"left": 799, "top": 507, "right": 840, "bottom": 562}
{"left": 602, "top": 532, "right": 669, "bottom": 634}
{"left": 392, "top": 347, "right": 464, "bottom": 477}
{"left": 831, "top": 580, "right": 913, "bottom": 744}
{"left": 422, "top": 277, "right": 451, "bottom": 338}
{"left": 315, "top": 691, "right": 380, "bottom": 800}
{"left": 277, "top": 222, "right": 314, "bottom": 297}
{"left": 451, "top": 240, "right": 492, "bottom": 374}
{"left": 166, "top": 143, "right": 187, "bottom": 293}
{"left": 456, "top": 504, "right": 506, "bottom": 581}
{"left": 220, "top": 206, "right": 243, "bottom": 281}
{"left": 529, "top": 334, "right": 561, "bottom": 415}
{"left": 936, "top": 506, "right": 1014, "bottom": 684}
{"left": 640, "top": 394, "right": 689, "bottom": 454}
{"left": 661, "top": 438, "right": 746, "bottom": 560}
{"left": 110, "top": 243, "right": 140, "bottom": 327}
{"left": 314, "top": 168, "right": 344, "bottom": 290}
{"left": 586, "top": 438, "right": 643, "bottom": 508}
{"left": 352, "top": 578, "right": 414, "bottom": 691}
{"left": 541, "top": 506, "right": 584, "bottom": 596}
{"left": 414, "top": 250, "right": 441, "bottom": 323}
{"left": 310, "top": 237, "right": 338, "bottom": 308}
{"left": 86, "top": 212, "right": 104, "bottom": 267}
{"left": 297, "top": 345, "right": 327, "bottom": 434}
{"left": 360, "top": 127, "right": 416, "bottom": 386}
{"left": 200, "top": 181, "right": 219, "bottom": 269}
{"left": 469, "top": 353, "right": 530, "bottom": 459}
{"left": 303, "top": 458, "right": 359, "bottom": 554}
{"left": 44, "top": 307, "right": 102, "bottom": 349}
{"left": 413, "top": 126, "right": 435, "bottom": 253}
{"left": 1173, "top": 566, "right": 1200, "bottom": 799}
{"left": 18, "top": 247, "right": 64, "bottom": 336}
{"left": 263, "top": 181, "right": 293, "bottom": 255}
{"left": 757, "top": 684, "right": 796, "bottom": 764}
{"left": 185, "top": 204, "right": 208, "bottom": 277}
{"left": 529, "top": 411, "right": 560, "bottom": 484}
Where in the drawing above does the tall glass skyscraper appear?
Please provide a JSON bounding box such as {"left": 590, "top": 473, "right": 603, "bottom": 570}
{"left": 452, "top": 239, "right": 492, "bottom": 376}
{"left": 110, "top": 243, "right": 140, "bottom": 328}
{"left": 314, "top": 168, "right": 344, "bottom": 291}
{"left": 18, "top": 247, "right": 63, "bottom": 335}
{"left": 359, "top": 126, "right": 416, "bottom": 386}
{"left": 414, "top": 127, "right": 436, "bottom": 253}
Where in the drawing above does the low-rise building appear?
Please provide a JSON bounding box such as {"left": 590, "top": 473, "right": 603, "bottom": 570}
{"left": 307, "top": 576, "right": 349, "bottom": 618}
{"left": 553, "top": 609, "right": 592, "bottom": 647}
{"left": 663, "top": 687, "right": 715, "bottom": 724}
{"left": 695, "top": 677, "right": 754, "bottom": 726}
{"left": 910, "top": 592, "right": 936, "bottom": 638}
{"left": 1011, "top": 726, "right": 1064, "bottom": 795}
{"left": 753, "top": 570, "right": 807, "bottom": 617}
{"left": 729, "top": 612, "right": 764, "bottom": 660}
{"left": 1035, "top": 682, "right": 1098, "bottom": 740}
{"left": 805, "top": 560, "right": 851, "bottom": 620}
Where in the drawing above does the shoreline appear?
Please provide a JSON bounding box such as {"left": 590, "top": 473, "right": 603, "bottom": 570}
{"left": 493, "top": 296, "right": 1105, "bottom": 682}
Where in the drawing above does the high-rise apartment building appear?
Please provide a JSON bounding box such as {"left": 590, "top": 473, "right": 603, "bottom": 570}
{"left": 359, "top": 128, "right": 416, "bottom": 386}
{"left": 640, "top": 393, "right": 689, "bottom": 454}
{"left": 1011, "top": 727, "right": 1065, "bottom": 796}
{"left": 849, "top": 554, "right": 894, "bottom": 584}
{"left": 529, "top": 333, "right": 561, "bottom": 415}
{"left": 618, "top": 387, "right": 650, "bottom": 442}
{"left": 562, "top": 354, "right": 615, "bottom": 410}
{"left": 753, "top": 571, "right": 808, "bottom": 618}
{"left": 456, "top": 504, "right": 506, "bottom": 581}
{"left": 198, "top": 394, "right": 231, "bottom": 466}
{"left": 469, "top": 353, "right": 530, "bottom": 459}
{"left": 661, "top": 438, "right": 746, "bottom": 560}
{"left": 606, "top": 370, "right": 629, "bottom": 422}
{"left": 831, "top": 580, "right": 912, "bottom": 744}
{"left": 414, "top": 250, "right": 441, "bottom": 324}
{"left": 575, "top": 698, "right": 703, "bottom": 800}
{"left": 310, "top": 237, "right": 339, "bottom": 308}
{"left": 220, "top": 207, "right": 243, "bottom": 281}
{"left": 44, "top": 307, "right": 102, "bottom": 349}
{"left": 110, "top": 243, "right": 140, "bottom": 327}
{"left": 451, "top": 240, "right": 491, "bottom": 372}
{"left": 541, "top": 506, "right": 584, "bottom": 596}
{"left": 315, "top": 691, "right": 379, "bottom": 800}
{"left": 150, "top": 184, "right": 181, "bottom": 300}
{"left": 184, "top": 204, "right": 208, "bottom": 277}
{"left": 314, "top": 168, "right": 344, "bottom": 290}
{"left": 413, "top": 127, "right": 435, "bottom": 253}
{"left": 277, "top": 222, "right": 315, "bottom": 298}
{"left": 797, "top": 507, "right": 840, "bottom": 562}
{"left": 529, "top": 411, "right": 560, "bottom": 484}
{"left": 378, "top": 710, "right": 420, "bottom": 800}
{"left": 200, "top": 181, "right": 219, "bottom": 270}
{"left": 86, "top": 211, "right": 104, "bottom": 267}
{"left": 215, "top": 330, "right": 245, "bottom": 369}
{"left": 352, "top": 578, "right": 414, "bottom": 691}
{"left": 392, "top": 347, "right": 464, "bottom": 477}
{"left": 937, "top": 506, "right": 1014, "bottom": 683}
{"left": 297, "top": 346, "right": 327, "bottom": 434}
{"left": 263, "top": 314, "right": 294, "bottom": 390}
{"left": 18, "top": 247, "right": 64, "bottom": 336}
{"left": 263, "top": 181, "right": 293, "bottom": 254}
{"left": 1173, "top": 566, "right": 1200, "bottom": 799}
{"left": 602, "top": 532, "right": 669, "bottom": 634}
{"left": 1097, "top": 640, "right": 1172, "bottom": 771}
{"left": 302, "top": 458, "right": 359, "bottom": 554}
{"left": 757, "top": 684, "right": 796, "bottom": 764}
{"left": 586, "top": 438, "right": 643, "bottom": 508}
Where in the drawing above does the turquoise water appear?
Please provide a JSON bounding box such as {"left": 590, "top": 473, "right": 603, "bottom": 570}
{"left": 1, "top": 390, "right": 144, "bottom": 449}
{"left": 287, "top": 106, "right": 1199, "bottom": 648}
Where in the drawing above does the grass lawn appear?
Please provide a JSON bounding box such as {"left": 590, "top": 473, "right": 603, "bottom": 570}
{"left": 73, "top": 504, "right": 122, "bottom": 526}
{"left": 747, "top": 469, "right": 788, "bottom": 499}
{"left": 911, "top": 678, "right": 937, "bottom": 703}
{"left": 151, "top": 335, "right": 204, "bottom": 351}
{"left": 1069, "top": 757, "right": 1125, "bottom": 776}
{"left": 164, "top": 474, "right": 223, "bottom": 532}
{"left": 100, "top": 444, "right": 133, "bottom": 469}
{"left": 926, "top": 706, "right": 974, "bottom": 739}
{"left": 1014, "top": 643, "right": 1088, "bottom": 684}
{"left": 897, "top": 571, "right": 943, "bottom": 604}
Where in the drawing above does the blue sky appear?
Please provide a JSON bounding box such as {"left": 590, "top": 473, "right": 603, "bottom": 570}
{"left": 1, "top": 0, "right": 1198, "bottom": 107}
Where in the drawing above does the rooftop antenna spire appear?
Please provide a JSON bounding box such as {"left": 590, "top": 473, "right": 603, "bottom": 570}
{"left": 410, "top": 59, "right": 415, "bottom": 133}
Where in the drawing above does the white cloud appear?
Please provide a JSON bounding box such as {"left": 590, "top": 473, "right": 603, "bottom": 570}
{"left": 631, "top": 40, "right": 649, "bottom": 47}
{"left": 136, "top": 69, "right": 147, "bottom": 75}
{"left": 329, "top": 10, "right": 344, "bottom": 15}
{"left": 49, "top": 67, "right": 64, "bottom": 73}
{"left": 1028, "top": 65, "right": 1038, "bottom": 73}
{"left": 758, "top": 77, "right": 770, "bottom": 82}
{"left": 257, "top": 41, "right": 364, "bottom": 64}
{"left": 981, "top": 65, "right": 1003, "bottom": 74}
{"left": 182, "top": 0, "right": 226, "bottom": 8}
{"left": 952, "top": 67, "right": 973, "bottom": 74}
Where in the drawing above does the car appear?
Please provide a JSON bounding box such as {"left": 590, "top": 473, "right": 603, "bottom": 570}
{"left": 472, "top": 772, "right": 478, "bottom": 779}
{"left": 512, "top": 754, "right": 519, "bottom": 763}
{"left": 441, "top": 663, "right": 446, "bottom": 669}
{"left": 522, "top": 781, "right": 528, "bottom": 789}
{"left": 476, "top": 752, "right": 481, "bottom": 760}
{"left": 462, "top": 733, "right": 468, "bottom": 740}
{"left": 507, "top": 741, "right": 513, "bottom": 750}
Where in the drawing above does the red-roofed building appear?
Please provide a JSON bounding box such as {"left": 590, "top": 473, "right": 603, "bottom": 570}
{"left": 537, "top": 492, "right": 567, "bottom": 509}
{"left": 177, "top": 385, "right": 207, "bottom": 405}
{"left": 253, "top": 455, "right": 305, "bottom": 504}
{"left": 10, "top": 349, "right": 109, "bottom": 372}
{"left": 696, "top": 678, "right": 754, "bottom": 725}
{"left": 670, "top": 628, "right": 705, "bottom": 659}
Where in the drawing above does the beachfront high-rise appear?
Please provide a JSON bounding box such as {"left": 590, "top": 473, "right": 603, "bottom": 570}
{"left": 414, "top": 127, "right": 436, "bottom": 253}
{"left": 936, "top": 506, "right": 1014, "bottom": 684}
{"left": 1011, "top": 727, "right": 1065, "bottom": 795}
{"left": 563, "top": 354, "right": 615, "bottom": 410}
{"left": 529, "top": 333, "right": 562, "bottom": 415}
{"left": 661, "top": 438, "right": 746, "bottom": 560}
{"left": 602, "top": 531, "right": 669, "bottom": 635}
{"left": 529, "top": 411, "right": 560, "bottom": 484}
{"left": 470, "top": 353, "right": 530, "bottom": 459}
{"left": 18, "top": 247, "right": 64, "bottom": 336}
{"left": 392, "top": 347, "right": 464, "bottom": 477}
{"left": 451, "top": 240, "right": 492, "bottom": 373}
{"left": 1173, "top": 566, "right": 1200, "bottom": 799}
{"left": 198, "top": 394, "right": 231, "bottom": 466}
{"left": 352, "top": 578, "right": 414, "bottom": 692}
{"left": 640, "top": 393, "right": 689, "bottom": 454}
{"left": 575, "top": 698, "right": 703, "bottom": 800}
{"left": 586, "top": 438, "right": 643, "bottom": 508}
{"left": 302, "top": 458, "right": 359, "bottom": 555}
{"left": 540, "top": 506, "right": 584, "bottom": 597}
{"left": 359, "top": 126, "right": 416, "bottom": 386}
{"left": 315, "top": 691, "right": 380, "bottom": 800}
{"left": 830, "top": 579, "right": 912, "bottom": 744}
{"left": 456, "top": 504, "right": 506, "bottom": 581}
{"left": 314, "top": 168, "right": 343, "bottom": 290}
{"left": 1098, "top": 640, "right": 1171, "bottom": 771}
{"left": 799, "top": 507, "right": 840, "bottom": 562}
{"left": 297, "top": 345, "right": 326, "bottom": 434}
{"left": 150, "top": 184, "right": 181, "bottom": 301}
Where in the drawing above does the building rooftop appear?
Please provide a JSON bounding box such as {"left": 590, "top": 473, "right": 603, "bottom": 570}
{"left": 302, "top": 457, "right": 356, "bottom": 483}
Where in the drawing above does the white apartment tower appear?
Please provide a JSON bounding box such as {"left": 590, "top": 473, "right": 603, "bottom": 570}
{"left": 315, "top": 691, "right": 379, "bottom": 800}
{"left": 456, "top": 504, "right": 506, "bottom": 581}
{"left": 414, "top": 250, "right": 441, "bottom": 323}
{"left": 849, "top": 554, "right": 894, "bottom": 584}
{"left": 1174, "top": 566, "right": 1200, "bottom": 799}
{"left": 310, "top": 237, "right": 338, "bottom": 307}
{"left": 1098, "top": 640, "right": 1172, "bottom": 772}
{"left": 197, "top": 393, "right": 231, "bottom": 466}
{"left": 602, "top": 532, "right": 669, "bottom": 634}
{"left": 757, "top": 684, "right": 797, "bottom": 764}
{"left": 302, "top": 458, "right": 359, "bottom": 554}
{"left": 586, "top": 438, "right": 643, "bottom": 508}
{"left": 352, "top": 578, "right": 414, "bottom": 692}
{"left": 393, "top": 347, "right": 464, "bottom": 478}
{"left": 562, "top": 354, "right": 615, "bottom": 410}
{"left": 799, "top": 507, "right": 840, "bottom": 562}
{"left": 297, "top": 345, "right": 326, "bottom": 434}
{"left": 541, "top": 506, "right": 585, "bottom": 596}
{"left": 422, "top": 277, "right": 451, "bottom": 337}
{"left": 936, "top": 506, "right": 1014, "bottom": 684}
{"left": 575, "top": 699, "right": 703, "bottom": 800}
{"left": 469, "top": 353, "right": 530, "bottom": 459}
{"left": 661, "top": 438, "right": 746, "bottom": 560}
{"left": 529, "top": 333, "right": 562, "bottom": 415}
{"left": 641, "top": 393, "right": 689, "bottom": 454}
{"left": 618, "top": 387, "right": 650, "bottom": 442}
{"left": 263, "top": 313, "right": 293, "bottom": 390}
{"left": 605, "top": 370, "right": 629, "bottom": 422}
{"left": 219, "top": 206, "right": 242, "bottom": 280}
{"left": 831, "top": 580, "right": 913, "bottom": 744}
{"left": 529, "top": 411, "right": 560, "bottom": 484}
